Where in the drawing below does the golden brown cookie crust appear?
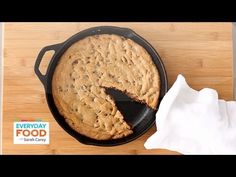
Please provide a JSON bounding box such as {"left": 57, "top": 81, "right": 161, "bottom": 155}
{"left": 52, "top": 34, "right": 160, "bottom": 140}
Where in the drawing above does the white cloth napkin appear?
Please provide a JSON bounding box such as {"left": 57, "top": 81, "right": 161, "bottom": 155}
{"left": 144, "top": 74, "right": 236, "bottom": 154}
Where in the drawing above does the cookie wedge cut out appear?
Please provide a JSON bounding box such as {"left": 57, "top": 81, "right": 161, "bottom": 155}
{"left": 52, "top": 34, "right": 160, "bottom": 140}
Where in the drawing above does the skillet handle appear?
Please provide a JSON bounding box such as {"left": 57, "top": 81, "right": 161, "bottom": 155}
{"left": 34, "top": 43, "right": 62, "bottom": 87}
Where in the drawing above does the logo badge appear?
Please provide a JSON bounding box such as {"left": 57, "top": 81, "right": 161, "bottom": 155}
{"left": 13, "top": 119, "right": 49, "bottom": 144}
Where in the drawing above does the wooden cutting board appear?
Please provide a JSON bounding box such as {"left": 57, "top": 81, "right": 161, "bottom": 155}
{"left": 2, "top": 23, "right": 233, "bottom": 154}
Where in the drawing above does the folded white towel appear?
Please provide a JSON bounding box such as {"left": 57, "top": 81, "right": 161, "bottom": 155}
{"left": 144, "top": 74, "right": 236, "bottom": 154}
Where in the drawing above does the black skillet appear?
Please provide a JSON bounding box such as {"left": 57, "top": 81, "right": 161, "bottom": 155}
{"left": 34, "top": 26, "right": 168, "bottom": 146}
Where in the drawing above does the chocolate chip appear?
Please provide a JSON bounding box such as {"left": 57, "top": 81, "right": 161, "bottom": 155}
{"left": 58, "top": 86, "right": 63, "bottom": 92}
{"left": 72, "top": 60, "right": 78, "bottom": 66}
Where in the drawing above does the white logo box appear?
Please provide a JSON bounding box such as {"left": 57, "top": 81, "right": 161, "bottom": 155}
{"left": 13, "top": 122, "right": 49, "bottom": 144}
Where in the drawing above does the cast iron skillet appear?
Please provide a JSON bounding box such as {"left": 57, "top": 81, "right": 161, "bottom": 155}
{"left": 34, "top": 26, "right": 168, "bottom": 146}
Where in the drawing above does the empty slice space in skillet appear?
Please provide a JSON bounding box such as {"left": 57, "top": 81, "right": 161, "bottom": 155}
{"left": 105, "top": 87, "right": 154, "bottom": 128}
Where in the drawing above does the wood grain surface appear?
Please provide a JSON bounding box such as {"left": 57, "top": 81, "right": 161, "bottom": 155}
{"left": 2, "top": 23, "right": 233, "bottom": 154}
